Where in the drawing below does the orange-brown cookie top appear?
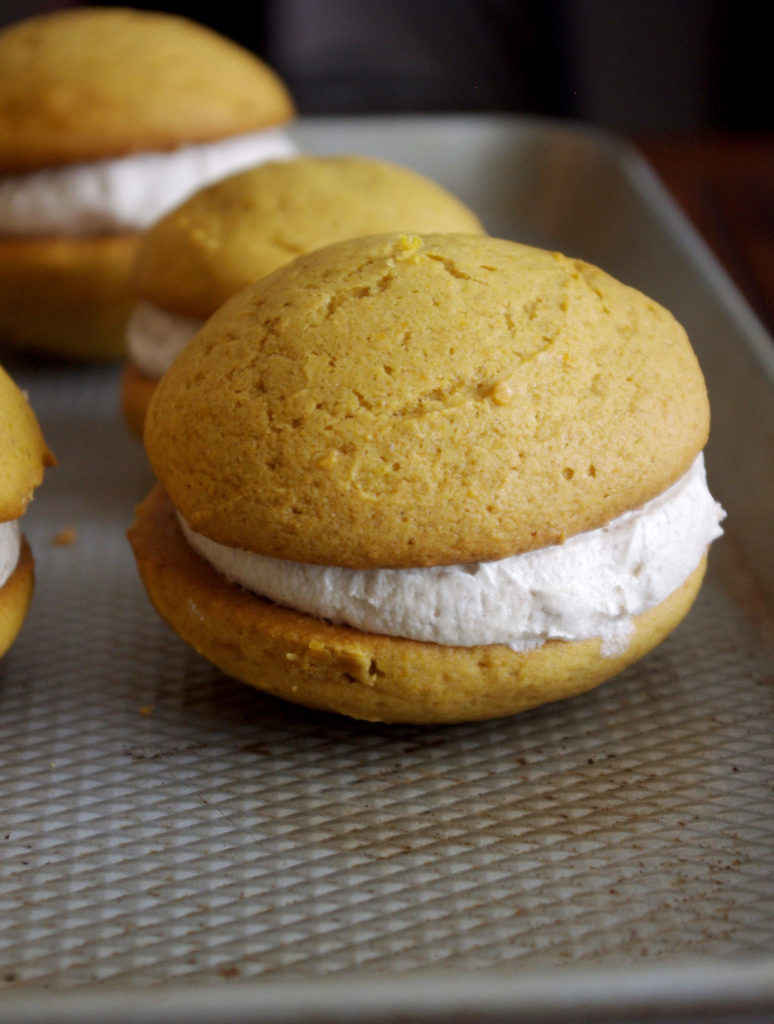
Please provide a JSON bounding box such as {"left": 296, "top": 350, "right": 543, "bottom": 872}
{"left": 132, "top": 155, "right": 485, "bottom": 319}
{"left": 0, "top": 7, "right": 294, "bottom": 173}
{"left": 145, "top": 232, "right": 710, "bottom": 569}
{"left": 0, "top": 364, "right": 54, "bottom": 520}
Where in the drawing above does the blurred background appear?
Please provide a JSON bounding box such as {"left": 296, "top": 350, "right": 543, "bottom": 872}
{"left": 1, "top": 0, "right": 771, "bottom": 139}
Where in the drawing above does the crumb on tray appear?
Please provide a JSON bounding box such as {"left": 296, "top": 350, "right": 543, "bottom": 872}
{"left": 51, "top": 526, "right": 77, "bottom": 547}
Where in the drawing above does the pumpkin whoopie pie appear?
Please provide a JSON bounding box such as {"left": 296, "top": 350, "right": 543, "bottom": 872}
{"left": 128, "top": 232, "right": 724, "bottom": 724}
{"left": 0, "top": 365, "right": 54, "bottom": 655}
{"left": 121, "top": 154, "right": 484, "bottom": 436}
{"left": 0, "top": 6, "right": 296, "bottom": 361}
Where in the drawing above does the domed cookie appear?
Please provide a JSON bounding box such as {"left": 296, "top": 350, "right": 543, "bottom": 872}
{"left": 0, "top": 7, "right": 296, "bottom": 360}
{"left": 130, "top": 232, "right": 724, "bottom": 723}
{"left": 0, "top": 364, "right": 54, "bottom": 656}
{"left": 121, "top": 155, "right": 485, "bottom": 435}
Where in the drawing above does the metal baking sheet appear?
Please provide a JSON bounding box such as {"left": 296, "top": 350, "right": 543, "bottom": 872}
{"left": 2, "top": 115, "right": 773, "bottom": 1024}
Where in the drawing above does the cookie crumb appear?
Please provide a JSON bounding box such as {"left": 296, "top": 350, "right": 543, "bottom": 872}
{"left": 52, "top": 526, "right": 77, "bottom": 547}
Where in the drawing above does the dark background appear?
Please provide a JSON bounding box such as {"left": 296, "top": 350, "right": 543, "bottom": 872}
{"left": 1, "top": 0, "right": 771, "bottom": 139}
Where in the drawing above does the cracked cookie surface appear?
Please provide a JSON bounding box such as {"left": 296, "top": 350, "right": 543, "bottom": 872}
{"left": 145, "top": 232, "right": 710, "bottom": 569}
{"left": 131, "top": 155, "right": 485, "bottom": 318}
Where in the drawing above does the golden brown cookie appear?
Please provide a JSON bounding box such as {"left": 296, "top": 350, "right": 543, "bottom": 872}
{"left": 146, "top": 232, "right": 710, "bottom": 568}
{"left": 129, "top": 485, "right": 706, "bottom": 724}
{"left": 0, "top": 7, "right": 295, "bottom": 360}
{"left": 0, "top": 363, "right": 55, "bottom": 521}
{"left": 0, "top": 233, "right": 139, "bottom": 361}
{"left": 132, "top": 155, "right": 485, "bottom": 318}
{"left": 122, "top": 155, "right": 484, "bottom": 434}
{"left": 0, "top": 8, "right": 294, "bottom": 172}
{"left": 0, "top": 538, "right": 35, "bottom": 659}
{"left": 0, "top": 364, "right": 54, "bottom": 655}
{"left": 131, "top": 231, "right": 721, "bottom": 724}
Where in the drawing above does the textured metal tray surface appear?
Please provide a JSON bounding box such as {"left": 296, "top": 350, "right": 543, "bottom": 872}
{"left": 2, "top": 116, "right": 774, "bottom": 1022}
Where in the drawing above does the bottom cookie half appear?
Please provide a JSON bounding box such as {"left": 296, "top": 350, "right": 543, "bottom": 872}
{"left": 128, "top": 485, "right": 707, "bottom": 724}
{"left": 0, "top": 233, "right": 139, "bottom": 360}
{"left": 0, "top": 536, "right": 35, "bottom": 658}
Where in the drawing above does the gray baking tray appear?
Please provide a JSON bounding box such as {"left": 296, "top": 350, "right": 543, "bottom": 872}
{"left": 2, "top": 115, "right": 774, "bottom": 1024}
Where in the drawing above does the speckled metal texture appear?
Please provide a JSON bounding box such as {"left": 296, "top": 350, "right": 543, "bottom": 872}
{"left": 2, "top": 117, "right": 774, "bottom": 1023}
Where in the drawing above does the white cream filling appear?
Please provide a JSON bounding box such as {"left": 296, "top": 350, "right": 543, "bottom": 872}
{"left": 126, "top": 301, "right": 204, "bottom": 379}
{"left": 0, "top": 520, "right": 21, "bottom": 590}
{"left": 178, "top": 454, "right": 725, "bottom": 656}
{"left": 0, "top": 128, "right": 298, "bottom": 237}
